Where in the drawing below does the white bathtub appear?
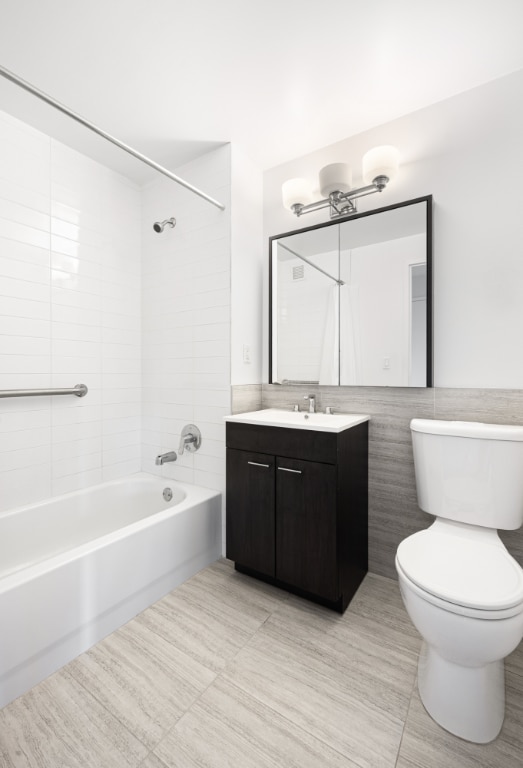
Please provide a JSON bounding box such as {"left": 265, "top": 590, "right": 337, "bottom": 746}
{"left": 0, "top": 472, "right": 222, "bottom": 709}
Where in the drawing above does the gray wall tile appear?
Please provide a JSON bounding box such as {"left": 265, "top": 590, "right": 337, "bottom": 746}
{"left": 231, "top": 385, "right": 262, "bottom": 414}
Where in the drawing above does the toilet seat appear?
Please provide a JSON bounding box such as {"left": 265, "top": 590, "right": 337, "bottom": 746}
{"left": 396, "top": 528, "right": 523, "bottom": 617}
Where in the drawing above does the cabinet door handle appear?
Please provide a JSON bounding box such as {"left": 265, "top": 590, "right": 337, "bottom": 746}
{"left": 278, "top": 467, "right": 302, "bottom": 474}
{"left": 247, "top": 461, "right": 271, "bottom": 468}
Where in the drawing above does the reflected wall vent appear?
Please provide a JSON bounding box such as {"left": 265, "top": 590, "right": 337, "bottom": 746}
{"left": 292, "top": 265, "right": 305, "bottom": 281}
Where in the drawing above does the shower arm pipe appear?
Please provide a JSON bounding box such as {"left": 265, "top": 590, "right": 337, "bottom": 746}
{"left": 0, "top": 64, "right": 225, "bottom": 212}
{"left": 278, "top": 242, "right": 344, "bottom": 285}
{"left": 0, "top": 384, "right": 88, "bottom": 399}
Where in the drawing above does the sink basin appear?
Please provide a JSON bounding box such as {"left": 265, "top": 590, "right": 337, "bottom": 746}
{"left": 225, "top": 408, "right": 370, "bottom": 433}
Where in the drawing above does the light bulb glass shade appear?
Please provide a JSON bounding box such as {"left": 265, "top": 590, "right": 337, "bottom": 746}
{"left": 362, "top": 145, "right": 400, "bottom": 184}
{"left": 282, "top": 178, "right": 313, "bottom": 210}
{"left": 319, "top": 163, "right": 352, "bottom": 197}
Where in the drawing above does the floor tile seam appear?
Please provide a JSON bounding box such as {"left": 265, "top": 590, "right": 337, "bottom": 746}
{"left": 343, "top": 607, "right": 423, "bottom": 654}
{"left": 140, "top": 660, "right": 226, "bottom": 759}
{"left": 63, "top": 657, "right": 219, "bottom": 757}
{"left": 160, "top": 673, "right": 368, "bottom": 768}
{"left": 222, "top": 660, "right": 408, "bottom": 759}
{"left": 222, "top": 676, "right": 399, "bottom": 768}
{"left": 256, "top": 611, "right": 422, "bottom": 677}
{"left": 222, "top": 610, "right": 420, "bottom": 710}
{"left": 203, "top": 595, "right": 292, "bottom": 681}
{"left": 392, "top": 669, "right": 420, "bottom": 768}
{"left": 51, "top": 667, "right": 153, "bottom": 754}
{"left": 138, "top": 747, "right": 169, "bottom": 768}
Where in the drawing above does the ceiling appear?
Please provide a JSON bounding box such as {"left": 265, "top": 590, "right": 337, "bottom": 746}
{"left": 1, "top": 0, "right": 523, "bottom": 184}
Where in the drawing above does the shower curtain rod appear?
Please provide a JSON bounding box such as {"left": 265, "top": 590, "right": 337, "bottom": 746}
{"left": 0, "top": 64, "right": 226, "bottom": 211}
{"left": 278, "top": 242, "right": 344, "bottom": 285}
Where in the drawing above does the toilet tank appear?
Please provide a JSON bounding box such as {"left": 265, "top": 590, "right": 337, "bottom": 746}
{"left": 410, "top": 419, "right": 523, "bottom": 530}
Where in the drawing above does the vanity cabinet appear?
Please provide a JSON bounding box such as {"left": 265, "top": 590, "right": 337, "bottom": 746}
{"left": 225, "top": 419, "right": 368, "bottom": 612}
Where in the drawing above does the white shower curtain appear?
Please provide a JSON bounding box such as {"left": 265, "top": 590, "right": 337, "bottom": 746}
{"left": 319, "top": 284, "right": 359, "bottom": 385}
{"left": 319, "top": 285, "right": 339, "bottom": 385}
{"left": 340, "top": 283, "right": 360, "bottom": 385}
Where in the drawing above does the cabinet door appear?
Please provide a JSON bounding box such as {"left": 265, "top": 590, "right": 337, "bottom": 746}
{"left": 276, "top": 457, "right": 337, "bottom": 600}
{"left": 226, "top": 448, "right": 275, "bottom": 577}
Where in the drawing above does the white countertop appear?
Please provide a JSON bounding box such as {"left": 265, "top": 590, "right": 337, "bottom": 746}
{"left": 224, "top": 408, "right": 370, "bottom": 433}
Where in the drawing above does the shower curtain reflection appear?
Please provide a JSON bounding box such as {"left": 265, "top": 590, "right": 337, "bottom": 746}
{"left": 319, "top": 284, "right": 360, "bottom": 385}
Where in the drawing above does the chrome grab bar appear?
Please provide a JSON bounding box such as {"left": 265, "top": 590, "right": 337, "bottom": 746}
{"left": 0, "top": 383, "right": 88, "bottom": 399}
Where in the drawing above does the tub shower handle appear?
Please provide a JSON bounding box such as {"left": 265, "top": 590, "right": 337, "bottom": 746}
{"left": 178, "top": 424, "right": 202, "bottom": 455}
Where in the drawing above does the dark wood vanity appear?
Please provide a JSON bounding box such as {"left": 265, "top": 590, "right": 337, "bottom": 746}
{"left": 225, "top": 413, "right": 369, "bottom": 612}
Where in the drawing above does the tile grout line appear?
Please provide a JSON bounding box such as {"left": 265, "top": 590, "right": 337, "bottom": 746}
{"left": 136, "top": 583, "right": 293, "bottom": 759}
{"left": 393, "top": 670, "right": 419, "bottom": 768}
{"left": 141, "top": 581, "right": 375, "bottom": 768}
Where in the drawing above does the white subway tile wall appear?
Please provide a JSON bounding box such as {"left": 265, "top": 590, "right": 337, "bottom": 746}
{"left": 0, "top": 111, "right": 142, "bottom": 509}
{"left": 141, "top": 146, "right": 231, "bottom": 507}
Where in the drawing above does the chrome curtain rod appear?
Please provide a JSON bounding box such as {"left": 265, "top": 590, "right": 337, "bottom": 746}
{"left": 0, "top": 384, "right": 88, "bottom": 399}
{"left": 278, "top": 242, "right": 344, "bottom": 286}
{"left": 0, "top": 64, "right": 225, "bottom": 212}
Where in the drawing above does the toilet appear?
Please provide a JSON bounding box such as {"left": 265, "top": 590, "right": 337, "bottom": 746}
{"left": 396, "top": 418, "right": 523, "bottom": 743}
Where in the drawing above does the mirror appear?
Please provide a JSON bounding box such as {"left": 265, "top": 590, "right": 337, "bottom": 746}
{"left": 269, "top": 196, "right": 432, "bottom": 386}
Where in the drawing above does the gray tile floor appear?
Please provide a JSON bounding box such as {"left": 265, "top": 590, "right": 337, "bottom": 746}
{"left": 1, "top": 559, "right": 522, "bottom": 767}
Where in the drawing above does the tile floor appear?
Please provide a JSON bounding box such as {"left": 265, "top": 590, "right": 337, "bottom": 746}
{"left": 0, "top": 559, "right": 522, "bottom": 767}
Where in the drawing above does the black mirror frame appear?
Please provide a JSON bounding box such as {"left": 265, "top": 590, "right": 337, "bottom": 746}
{"left": 269, "top": 195, "right": 433, "bottom": 387}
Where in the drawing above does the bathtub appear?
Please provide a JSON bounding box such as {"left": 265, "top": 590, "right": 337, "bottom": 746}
{"left": 0, "top": 472, "right": 222, "bottom": 709}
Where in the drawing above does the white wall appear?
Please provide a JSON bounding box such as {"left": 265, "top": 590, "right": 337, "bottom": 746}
{"left": 141, "top": 146, "right": 231, "bottom": 504}
{"left": 263, "top": 69, "right": 523, "bottom": 388}
{"left": 0, "top": 110, "right": 142, "bottom": 512}
{"left": 345, "top": 234, "right": 424, "bottom": 386}
{"left": 230, "top": 145, "right": 263, "bottom": 385}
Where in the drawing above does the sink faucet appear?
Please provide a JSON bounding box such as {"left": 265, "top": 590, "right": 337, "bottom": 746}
{"left": 155, "top": 451, "right": 177, "bottom": 465}
{"left": 303, "top": 394, "right": 316, "bottom": 413}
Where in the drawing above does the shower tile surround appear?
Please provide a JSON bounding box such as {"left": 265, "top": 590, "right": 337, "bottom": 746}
{"left": 140, "top": 147, "right": 231, "bottom": 503}
{"left": 231, "top": 384, "right": 523, "bottom": 579}
{"left": 0, "top": 109, "right": 231, "bottom": 512}
{"left": 0, "top": 110, "right": 142, "bottom": 508}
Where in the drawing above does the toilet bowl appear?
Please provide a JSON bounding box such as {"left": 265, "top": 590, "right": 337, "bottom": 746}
{"left": 396, "top": 419, "right": 523, "bottom": 743}
{"left": 396, "top": 525, "right": 523, "bottom": 742}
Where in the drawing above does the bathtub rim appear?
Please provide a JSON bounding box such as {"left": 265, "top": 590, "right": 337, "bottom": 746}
{"left": 0, "top": 472, "right": 221, "bottom": 594}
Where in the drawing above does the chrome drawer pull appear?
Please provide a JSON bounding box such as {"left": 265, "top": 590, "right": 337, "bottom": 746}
{"left": 247, "top": 461, "right": 270, "bottom": 468}
{"left": 278, "top": 467, "right": 302, "bottom": 474}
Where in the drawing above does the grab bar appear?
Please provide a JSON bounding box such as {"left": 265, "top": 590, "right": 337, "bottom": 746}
{"left": 0, "top": 383, "right": 88, "bottom": 399}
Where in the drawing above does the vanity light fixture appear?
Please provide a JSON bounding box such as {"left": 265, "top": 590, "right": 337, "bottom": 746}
{"left": 282, "top": 145, "right": 400, "bottom": 219}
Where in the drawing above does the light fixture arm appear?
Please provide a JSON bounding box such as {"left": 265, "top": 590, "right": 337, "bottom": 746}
{"left": 291, "top": 176, "right": 389, "bottom": 219}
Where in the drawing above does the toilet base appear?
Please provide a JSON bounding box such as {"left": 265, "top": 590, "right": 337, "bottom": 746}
{"left": 417, "top": 641, "right": 505, "bottom": 743}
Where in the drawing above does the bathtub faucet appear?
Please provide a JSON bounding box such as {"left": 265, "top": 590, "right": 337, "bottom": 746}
{"left": 178, "top": 424, "right": 202, "bottom": 455}
{"left": 155, "top": 451, "right": 177, "bottom": 465}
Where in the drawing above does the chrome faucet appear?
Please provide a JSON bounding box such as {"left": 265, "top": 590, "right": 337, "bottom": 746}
{"left": 178, "top": 424, "right": 202, "bottom": 455}
{"left": 178, "top": 431, "right": 198, "bottom": 455}
{"left": 304, "top": 394, "right": 316, "bottom": 413}
{"left": 155, "top": 451, "right": 177, "bottom": 466}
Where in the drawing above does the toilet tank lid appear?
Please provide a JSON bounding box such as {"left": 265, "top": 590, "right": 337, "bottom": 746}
{"left": 410, "top": 418, "right": 523, "bottom": 442}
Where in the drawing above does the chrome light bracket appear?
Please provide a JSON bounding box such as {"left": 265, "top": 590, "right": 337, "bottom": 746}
{"left": 290, "top": 175, "right": 390, "bottom": 219}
